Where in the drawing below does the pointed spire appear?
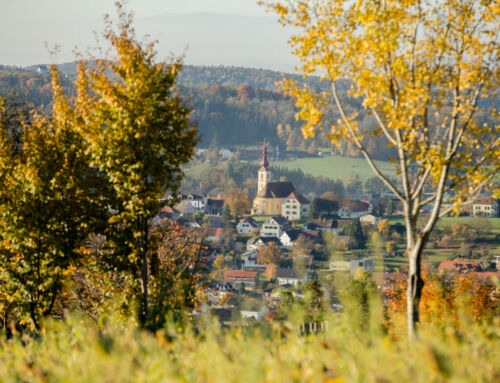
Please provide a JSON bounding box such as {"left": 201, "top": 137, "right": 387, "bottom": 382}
{"left": 260, "top": 142, "right": 269, "bottom": 168}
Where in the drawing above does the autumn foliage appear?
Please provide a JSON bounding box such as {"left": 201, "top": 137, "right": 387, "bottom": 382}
{"left": 386, "top": 271, "right": 500, "bottom": 331}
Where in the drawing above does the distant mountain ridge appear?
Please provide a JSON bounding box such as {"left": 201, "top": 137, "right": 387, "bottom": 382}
{"left": 22, "top": 62, "right": 326, "bottom": 91}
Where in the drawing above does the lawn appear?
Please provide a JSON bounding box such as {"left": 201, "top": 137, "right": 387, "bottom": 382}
{"left": 275, "top": 154, "right": 395, "bottom": 182}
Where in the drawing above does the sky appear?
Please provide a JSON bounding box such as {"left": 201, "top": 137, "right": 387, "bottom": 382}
{"left": 0, "top": 0, "right": 298, "bottom": 71}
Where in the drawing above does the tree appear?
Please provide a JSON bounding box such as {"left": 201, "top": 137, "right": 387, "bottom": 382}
{"left": 211, "top": 254, "right": 227, "bottom": 280}
{"left": 451, "top": 223, "right": 471, "bottom": 244}
{"left": 257, "top": 242, "right": 281, "bottom": 267}
{"left": 266, "top": 0, "right": 499, "bottom": 339}
{"left": 308, "top": 198, "right": 320, "bottom": 220}
{"left": 364, "top": 176, "right": 387, "bottom": 195}
{"left": 222, "top": 204, "right": 232, "bottom": 226}
{"left": 68, "top": 3, "right": 197, "bottom": 327}
{"left": 0, "top": 80, "right": 106, "bottom": 331}
{"left": 225, "top": 188, "right": 252, "bottom": 218}
{"left": 265, "top": 263, "right": 278, "bottom": 280}
{"left": 291, "top": 234, "right": 314, "bottom": 257}
{"left": 386, "top": 241, "right": 397, "bottom": 256}
{"left": 377, "top": 219, "right": 391, "bottom": 238}
{"left": 342, "top": 219, "right": 365, "bottom": 249}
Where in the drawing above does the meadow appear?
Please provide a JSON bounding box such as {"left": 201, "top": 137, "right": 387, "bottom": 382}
{"left": 1, "top": 311, "right": 499, "bottom": 382}
{"left": 275, "top": 155, "right": 396, "bottom": 182}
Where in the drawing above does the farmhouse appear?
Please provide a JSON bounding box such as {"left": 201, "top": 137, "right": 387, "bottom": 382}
{"left": 472, "top": 196, "right": 499, "bottom": 217}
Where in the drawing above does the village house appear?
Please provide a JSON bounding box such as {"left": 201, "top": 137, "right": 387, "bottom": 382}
{"left": 359, "top": 213, "right": 382, "bottom": 226}
{"left": 329, "top": 260, "right": 350, "bottom": 271}
{"left": 350, "top": 258, "right": 375, "bottom": 274}
{"left": 338, "top": 200, "right": 372, "bottom": 219}
{"left": 260, "top": 216, "right": 290, "bottom": 238}
{"left": 280, "top": 229, "right": 317, "bottom": 249}
{"left": 240, "top": 302, "right": 269, "bottom": 321}
{"left": 276, "top": 268, "right": 309, "bottom": 286}
{"left": 281, "top": 191, "right": 311, "bottom": 221}
{"left": 246, "top": 236, "right": 282, "bottom": 251}
{"left": 304, "top": 219, "right": 337, "bottom": 233}
{"left": 204, "top": 197, "right": 224, "bottom": 215}
{"left": 472, "top": 196, "right": 499, "bottom": 217}
{"left": 223, "top": 270, "right": 258, "bottom": 287}
{"left": 242, "top": 250, "right": 266, "bottom": 269}
{"left": 438, "top": 259, "right": 481, "bottom": 274}
{"left": 236, "top": 217, "right": 259, "bottom": 235}
{"left": 203, "top": 227, "right": 223, "bottom": 245}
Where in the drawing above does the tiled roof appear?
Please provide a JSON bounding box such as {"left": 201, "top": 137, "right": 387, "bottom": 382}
{"left": 340, "top": 199, "right": 370, "bottom": 212}
{"left": 286, "top": 191, "right": 310, "bottom": 205}
{"left": 472, "top": 271, "right": 500, "bottom": 282}
{"left": 473, "top": 196, "right": 495, "bottom": 205}
{"left": 438, "top": 259, "right": 480, "bottom": 273}
{"left": 257, "top": 181, "right": 296, "bottom": 199}
{"left": 224, "top": 270, "right": 258, "bottom": 278}
{"left": 276, "top": 268, "right": 298, "bottom": 279}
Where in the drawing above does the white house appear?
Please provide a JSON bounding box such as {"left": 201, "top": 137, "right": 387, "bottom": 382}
{"left": 338, "top": 200, "right": 372, "bottom": 219}
{"left": 242, "top": 251, "right": 266, "bottom": 269}
{"left": 241, "top": 305, "right": 269, "bottom": 321}
{"left": 260, "top": 216, "right": 290, "bottom": 238}
{"left": 237, "top": 217, "right": 259, "bottom": 235}
{"left": 246, "top": 236, "right": 282, "bottom": 251}
{"left": 473, "top": 196, "right": 499, "bottom": 217}
{"left": 276, "top": 268, "right": 308, "bottom": 286}
{"left": 359, "top": 213, "right": 382, "bottom": 226}
{"left": 221, "top": 148, "right": 234, "bottom": 159}
{"left": 281, "top": 191, "right": 310, "bottom": 221}
{"left": 329, "top": 260, "right": 350, "bottom": 271}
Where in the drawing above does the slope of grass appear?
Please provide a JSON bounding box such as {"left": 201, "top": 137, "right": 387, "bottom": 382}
{"left": 1, "top": 314, "right": 499, "bottom": 382}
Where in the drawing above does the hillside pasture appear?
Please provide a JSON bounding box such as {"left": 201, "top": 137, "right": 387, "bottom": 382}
{"left": 275, "top": 155, "right": 395, "bottom": 182}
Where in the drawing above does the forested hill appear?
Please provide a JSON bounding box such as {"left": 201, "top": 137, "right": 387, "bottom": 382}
{"left": 0, "top": 63, "right": 356, "bottom": 150}
{"left": 0, "top": 63, "right": 495, "bottom": 157}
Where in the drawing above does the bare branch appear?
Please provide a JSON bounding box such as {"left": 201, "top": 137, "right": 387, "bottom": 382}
{"left": 330, "top": 81, "right": 404, "bottom": 201}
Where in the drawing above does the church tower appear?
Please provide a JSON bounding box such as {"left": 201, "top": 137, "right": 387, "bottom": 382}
{"left": 258, "top": 143, "right": 271, "bottom": 194}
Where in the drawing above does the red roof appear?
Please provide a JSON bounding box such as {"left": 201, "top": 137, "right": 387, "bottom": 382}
{"left": 438, "top": 260, "right": 480, "bottom": 273}
{"left": 302, "top": 229, "right": 320, "bottom": 237}
{"left": 473, "top": 197, "right": 495, "bottom": 205}
{"left": 162, "top": 206, "right": 177, "bottom": 214}
{"left": 472, "top": 272, "right": 500, "bottom": 282}
{"left": 224, "top": 270, "right": 258, "bottom": 278}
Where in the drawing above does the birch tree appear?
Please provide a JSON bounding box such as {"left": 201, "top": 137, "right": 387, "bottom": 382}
{"left": 264, "top": 0, "right": 499, "bottom": 338}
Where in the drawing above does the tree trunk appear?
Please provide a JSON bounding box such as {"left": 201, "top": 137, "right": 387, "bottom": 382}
{"left": 139, "top": 216, "right": 149, "bottom": 327}
{"left": 406, "top": 242, "right": 425, "bottom": 340}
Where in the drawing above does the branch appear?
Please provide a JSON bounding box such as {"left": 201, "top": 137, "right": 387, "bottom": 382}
{"left": 330, "top": 81, "right": 404, "bottom": 201}
{"left": 438, "top": 174, "right": 495, "bottom": 218}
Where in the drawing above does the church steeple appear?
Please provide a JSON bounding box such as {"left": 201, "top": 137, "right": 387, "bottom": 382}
{"left": 260, "top": 142, "right": 269, "bottom": 169}
{"left": 258, "top": 142, "right": 271, "bottom": 194}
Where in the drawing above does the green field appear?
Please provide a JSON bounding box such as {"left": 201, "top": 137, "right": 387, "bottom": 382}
{"left": 275, "top": 155, "right": 395, "bottom": 182}
{"left": 389, "top": 216, "right": 500, "bottom": 232}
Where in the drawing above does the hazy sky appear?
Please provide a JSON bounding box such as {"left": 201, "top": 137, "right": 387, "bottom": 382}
{"left": 0, "top": 0, "right": 298, "bottom": 70}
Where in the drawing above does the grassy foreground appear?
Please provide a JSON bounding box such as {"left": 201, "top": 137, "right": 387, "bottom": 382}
{"left": 1, "top": 313, "right": 499, "bottom": 382}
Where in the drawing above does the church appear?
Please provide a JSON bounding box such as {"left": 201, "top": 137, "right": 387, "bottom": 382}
{"left": 252, "top": 144, "right": 310, "bottom": 220}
